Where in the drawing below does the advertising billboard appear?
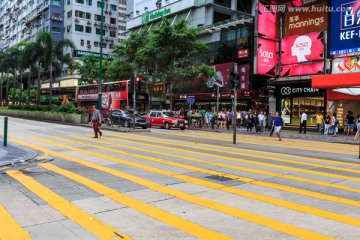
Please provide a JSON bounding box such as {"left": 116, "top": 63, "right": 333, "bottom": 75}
{"left": 280, "top": 61, "right": 324, "bottom": 76}
{"left": 284, "top": 3, "right": 328, "bottom": 36}
{"left": 256, "top": 38, "right": 279, "bottom": 76}
{"left": 332, "top": 57, "right": 360, "bottom": 74}
{"left": 281, "top": 31, "right": 324, "bottom": 65}
{"left": 329, "top": 0, "right": 360, "bottom": 57}
{"left": 258, "top": 2, "right": 277, "bottom": 39}
{"left": 134, "top": 0, "right": 172, "bottom": 16}
{"left": 281, "top": 99, "right": 291, "bottom": 123}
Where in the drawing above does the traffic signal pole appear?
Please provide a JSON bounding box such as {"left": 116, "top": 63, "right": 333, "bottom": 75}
{"left": 133, "top": 73, "right": 136, "bottom": 130}
{"left": 233, "top": 63, "right": 238, "bottom": 144}
{"left": 216, "top": 85, "right": 219, "bottom": 131}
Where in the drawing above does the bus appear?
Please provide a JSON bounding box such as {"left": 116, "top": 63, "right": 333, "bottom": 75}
{"left": 77, "top": 80, "right": 129, "bottom": 114}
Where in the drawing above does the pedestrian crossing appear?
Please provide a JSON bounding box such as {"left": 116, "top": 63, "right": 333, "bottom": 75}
{"left": 2, "top": 130, "right": 360, "bottom": 239}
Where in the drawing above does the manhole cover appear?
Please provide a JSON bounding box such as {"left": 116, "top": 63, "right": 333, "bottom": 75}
{"left": 205, "top": 175, "right": 233, "bottom": 182}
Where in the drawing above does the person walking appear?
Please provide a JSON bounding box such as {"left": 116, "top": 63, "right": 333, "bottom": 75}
{"left": 331, "top": 114, "right": 338, "bottom": 137}
{"left": 324, "top": 112, "right": 331, "bottom": 135}
{"left": 91, "top": 105, "right": 102, "bottom": 138}
{"left": 316, "top": 112, "right": 323, "bottom": 134}
{"left": 299, "top": 111, "right": 307, "bottom": 134}
{"left": 272, "top": 112, "right": 285, "bottom": 141}
{"left": 347, "top": 111, "right": 355, "bottom": 136}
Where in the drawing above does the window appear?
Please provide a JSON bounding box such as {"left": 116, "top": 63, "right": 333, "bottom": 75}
{"left": 87, "top": 40, "right": 90, "bottom": 45}
{"left": 86, "top": 13, "right": 91, "bottom": 19}
{"left": 109, "top": 44, "right": 115, "bottom": 49}
{"left": 75, "top": 10, "right": 86, "bottom": 18}
{"left": 67, "top": 0, "right": 70, "bottom": 4}
{"left": 52, "top": 27, "right": 61, "bottom": 33}
{"left": 109, "top": 31, "right": 116, "bottom": 37}
{"left": 80, "top": 39, "right": 84, "bottom": 46}
{"left": 85, "top": 26, "right": 91, "bottom": 33}
{"left": 85, "top": 0, "right": 92, "bottom": 5}
{"left": 67, "top": 11, "right": 72, "bottom": 18}
{"left": 94, "top": 14, "right": 104, "bottom": 22}
{"left": 96, "top": 28, "right": 105, "bottom": 35}
{"left": 96, "top": 1, "right": 102, "bottom": 8}
{"left": 110, "top": 4, "right": 117, "bottom": 11}
{"left": 110, "top": 18, "right": 116, "bottom": 24}
{"left": 94, "top": 41, "right": 99, "bottom": 47}
{"left": 75, "top": 0, "right": 84, "bottom": 3}
{"left": 66, "top": 25, "right": 71, "bottom": 32}
{"left": 52, "top": 0, "right": 61, "bottom": 5}
{"left": 75, "top": 24, "right": 84, "bottom": 32}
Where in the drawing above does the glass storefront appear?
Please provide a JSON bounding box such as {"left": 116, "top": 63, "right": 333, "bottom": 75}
{"left": 291, "top": 97, "right": 325, "bottom": 125}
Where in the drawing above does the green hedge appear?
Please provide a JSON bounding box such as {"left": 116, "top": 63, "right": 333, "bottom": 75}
{"left": 4, "top": 103, "right": 85, "bottom": 115}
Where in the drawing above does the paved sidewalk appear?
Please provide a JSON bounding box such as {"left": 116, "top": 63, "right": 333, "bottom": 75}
{"left": 188, "top": 126, "right": 360, "bottom": 145}
{"left": 0, "top": 140, "right": 38, "bottom": 167}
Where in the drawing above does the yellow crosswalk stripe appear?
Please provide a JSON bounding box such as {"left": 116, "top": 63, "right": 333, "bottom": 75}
{"left": 12, "top": 138, "right": 334, "bottom": 240}
{"left": 157, "top": 131, "right": 358, "bottom": 156}
{"left": 111, "top": 133, "right": 360, "bottom": 174}
{"left": 39, "top": 162, "right": 233, "bottom": 240}
{"left": 6, "top": 170, "right": 130, "bottom": 240}
{"left": 11, "top": 140, "right": 360, "bottom": 212}
{"left": 68, "top": 135, "right": 360, "bottom": 195}
{"left": 112, "top": 132, "right": 360, "bottom": 167}
{"left": 0, "top": 204, "right": 32, "bottom": 240}
{"left": 37, "top": 145, "right": 360, "bottom": 229}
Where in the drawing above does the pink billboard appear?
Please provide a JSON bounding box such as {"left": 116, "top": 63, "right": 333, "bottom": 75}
{"left": 281, "top": 31, "right": 324, "bottom": 65}
{"left": 258, "top": 2, "right": 277, "bottom": 40}
{"left": 280, "top": 62, "right": 324, "bottom": 77}
{"left": 257, "top": 38, "right": 278, "bottom": 76}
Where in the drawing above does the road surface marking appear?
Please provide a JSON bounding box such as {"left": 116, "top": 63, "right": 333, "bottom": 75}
{"left": 0, "top": 204, "right": 32, "bottom": 240}
{"left": 6, "top": 170, "right": 130, "bottom": 240}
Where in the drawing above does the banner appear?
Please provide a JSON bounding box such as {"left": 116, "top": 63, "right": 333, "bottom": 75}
{"left": 329, "top": 0, "right": 360, "bottom": 57}
{"left": 258, "top": 2, "right": 277, "bottom": 39}
{"left": 256, "top": 38, "right": 278, "bottom": 76}
{"left": 281, "top": 99, "right": 291, "bottom": 124}
{"left": 280, "top": 61, "right": 324, "bottom": 76}
{"left": 281, "top": 31, "right": 324, "bottom": 65}
{"left": 331, "top": 57, "right": 360, "bottom": 74}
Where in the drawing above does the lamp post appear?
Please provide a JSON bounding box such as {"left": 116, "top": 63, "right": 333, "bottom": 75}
{"left": 98, "top": 0, "right": 105, "bottom": 111}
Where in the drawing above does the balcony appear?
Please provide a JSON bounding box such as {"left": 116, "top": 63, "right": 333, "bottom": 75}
{"left": 198, "top": 14, "right": 254, "bottom": 35}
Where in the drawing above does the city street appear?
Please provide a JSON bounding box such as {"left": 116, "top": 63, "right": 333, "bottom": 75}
{"left": 1, "top": 117, "right": 360, "bottom": 240}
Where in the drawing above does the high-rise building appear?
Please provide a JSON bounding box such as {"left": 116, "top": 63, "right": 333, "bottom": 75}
{"left": 118, "top": 0, "right": 127, "bottom": 44}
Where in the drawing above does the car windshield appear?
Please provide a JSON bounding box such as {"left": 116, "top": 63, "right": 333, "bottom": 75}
{"left": 163, "top": 112, "right": 178, "bottom": 118}
{"left": 122, "top": 111, "right": 132, "bottom": 117}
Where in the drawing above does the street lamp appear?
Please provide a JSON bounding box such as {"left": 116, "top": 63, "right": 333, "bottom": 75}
{"left": 98, "top": 0, "right": 105, "bottom": 111}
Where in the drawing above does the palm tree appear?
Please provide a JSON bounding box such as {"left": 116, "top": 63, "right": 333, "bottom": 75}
{"left": 22, "top": 41, "right": 39, "bottom": 105}
{"left": 3, "top": 47, "right": 19, "bottom": 103}
{"left": 36, "top": 31, "right": 75, "bottom": 108}
{"left": 15, "top": 41, "right": 29, "bottom": 105}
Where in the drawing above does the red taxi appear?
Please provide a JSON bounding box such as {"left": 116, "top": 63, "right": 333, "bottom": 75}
{"left": 143, "top": 111, "right": 188, "bottom": 130}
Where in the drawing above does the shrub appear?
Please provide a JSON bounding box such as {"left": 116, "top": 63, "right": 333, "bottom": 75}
{"left": 6, "top": 104, "right": 85, "bottom": 115}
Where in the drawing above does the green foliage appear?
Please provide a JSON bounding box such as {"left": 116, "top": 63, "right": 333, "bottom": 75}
{"left": 7, "top": 102, "right": 85, "bottom": 115}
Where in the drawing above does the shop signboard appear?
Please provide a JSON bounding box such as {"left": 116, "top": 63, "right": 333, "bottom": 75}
{"left": 256, "top": 38, "right": 278, "bottom": 76}
{"left": 274, "top": 84, "right": 322, "bottom": 97}
{"left": 258, "top": 2, "right": 277, "bottom": 40}
{"left": 281, "top": 31, "right": 324, "bottom": 65}
{"left": 134, "top": 0, "right": 172, "bottom": 16}
{"left": 284, "top": 3, "right": 328, "bottom": 37}
{"left": 331, "top": 57, "right": 360, "bottom": 74}
{"left": 280, "top": 61, "right": 324, "bottom": 76}
{"left": 329, "top": 0, "right": 360, "bottom": 57}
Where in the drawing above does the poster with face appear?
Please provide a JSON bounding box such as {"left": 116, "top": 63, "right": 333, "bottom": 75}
{"left": 281, "top": 98, "right": 291, "bottom": 124}
{"left": 281, "top": 31, "right": 324, "bottom": 65}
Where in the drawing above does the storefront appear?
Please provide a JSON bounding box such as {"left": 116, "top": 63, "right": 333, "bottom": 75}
{"left": 274, "top": 83, "right": 325, "bottom": 125}
{"left": 312, "top": 72, "right": 360, "bottom": 129}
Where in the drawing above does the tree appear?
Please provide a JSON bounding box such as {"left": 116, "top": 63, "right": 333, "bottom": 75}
{"left": 36, "top": 31, "right": 75, "bottom": 108}
{"left": 105, "top": 58, "right": 134, "bottom": 81}
{"left": 15, "top": 41, "right": 30, "bottom": 105}
{"left": 23, "top": 41, "right": 40, "bottom": 105}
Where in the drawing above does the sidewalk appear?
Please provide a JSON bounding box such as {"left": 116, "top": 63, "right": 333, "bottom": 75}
{"left": 0, "top": 140, "right": 38, "bottom": 167}
{"left": 188, "top": 125, "right": 360, "bottom": 145}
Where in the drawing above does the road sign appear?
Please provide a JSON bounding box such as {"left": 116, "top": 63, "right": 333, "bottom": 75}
{"left": 187, "top": 97, "right": 195, "bottom": 103}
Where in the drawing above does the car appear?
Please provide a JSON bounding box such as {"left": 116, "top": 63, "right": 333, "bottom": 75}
{"left": 104, "top": 110, "right": 150, "bottom": 129}
{"left": 142, "top": 111, "right": 188, "bottom": 130}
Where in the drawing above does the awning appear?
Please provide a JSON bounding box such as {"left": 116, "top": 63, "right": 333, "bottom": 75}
{"left": 332, "top": 87, "right": 360, "bottom": 96}
{"left": 312, "top": 72, "right": 360, "bottom": 88}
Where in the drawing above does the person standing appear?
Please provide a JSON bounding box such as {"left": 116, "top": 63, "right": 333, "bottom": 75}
{"left": 331, "top": 114, "right": 338, "bottom": 137}
{"left": 258, "top": 111, "right": 265, "bottom": 132}
{"left": 347, "top": 111, "right": 355, "bottom": 136}
{"left": 316, "top": 112, "right": 323, "bottom": 134}
{"left": 91, "top": 105, "right": 102, "bottom": 138}
{"left": 324, "top": 112, "right": 331, "bottom": 135}
{"left": 299, "top": 111, "right": 307, "bottom": 134}
{"left": 354, "top": 114, "right": 360, "bottom": 140}
{"left": 272, "top": 112, "right": 285, "bottom": 141}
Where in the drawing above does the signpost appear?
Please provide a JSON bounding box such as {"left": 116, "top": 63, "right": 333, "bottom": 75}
{"left": 187, "top": 97, "right": 195, "bottom": 112}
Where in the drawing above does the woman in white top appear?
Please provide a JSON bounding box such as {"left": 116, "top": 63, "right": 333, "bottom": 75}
{"left": 331, "top": 114, "right": 337, "bottom": 137}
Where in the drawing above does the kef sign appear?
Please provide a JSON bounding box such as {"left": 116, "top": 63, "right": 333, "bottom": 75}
{"left": 256, "top": 38, "right": 278, "bottom": 76}
{"left": 281, "top": 31, "right": 324, "bottom": 65}
{"left": 329, "top": 0, "right": 360, "bottom": 57}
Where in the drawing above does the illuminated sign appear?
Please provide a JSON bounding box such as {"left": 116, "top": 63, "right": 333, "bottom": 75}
{"left": 329, "top": 0, "right": 360, "bottom": 57}
{"left": 256, "top": 38, "right": 278, "bottom": 76}
{"left": 258, "top": 2, "right": 277, "bottom": 39}
{"left": 142, "top": 8, "right": 171, "bottom": 24}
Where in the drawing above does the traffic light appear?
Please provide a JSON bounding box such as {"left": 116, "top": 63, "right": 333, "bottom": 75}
{"left": 212, "top": 86, "right": 218, "bottom": 99}
{"left": 226, "top": 67, "right": 240, "bottom": 89}
{"left": 136, "top": 76, "right": 142, "bottom": 94}
{"left": 129, "top": 76, "right": 135, "bottom": 93}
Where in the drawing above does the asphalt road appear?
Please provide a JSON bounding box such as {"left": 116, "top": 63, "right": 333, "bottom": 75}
{"left": 1, "top": 117, "right": 360, "bottom": 240}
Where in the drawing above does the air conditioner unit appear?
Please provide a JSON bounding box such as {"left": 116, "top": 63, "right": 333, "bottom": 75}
{"left": 104, "top": 23, "right": 109, "bottom": 27}
{"left": 109, "top": 11, "right": 112, "bottom": 15}
{"left": 58, "top": 17, "right": 63, "bottom": 21}
{"left": 75, "top": 18, "right": 79, "bottom": 22}
{"left": 87, "top": 20, "right": 91, "bottom": 25}
{"left": 87, "top": 44, "right": 91, "bottom": 48}
{"left": 94, "top": 21, "right": 100, "bottom": 25}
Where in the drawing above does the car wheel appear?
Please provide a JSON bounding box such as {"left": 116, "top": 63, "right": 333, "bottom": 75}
{"left": 164, "top": 122, "right": 170, "bottom": 130}
{"left": 123, "top": 120, "right": 130, "bottom": 128}
{"left": 180, "top": 127, "right": 185, "bottom": 130}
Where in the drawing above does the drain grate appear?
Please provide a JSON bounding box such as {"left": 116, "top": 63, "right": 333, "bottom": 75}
{"left": 205, "top": 175, "right": 233, "bottom": 182}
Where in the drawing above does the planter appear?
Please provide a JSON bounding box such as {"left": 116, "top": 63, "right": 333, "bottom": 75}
{"left": 0, "top": 109, "right": 89, "bottom": 124}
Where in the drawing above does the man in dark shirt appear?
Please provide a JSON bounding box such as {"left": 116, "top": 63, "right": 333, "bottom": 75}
{"left": 347, "top": 111, "right": 355, "bottom": 135}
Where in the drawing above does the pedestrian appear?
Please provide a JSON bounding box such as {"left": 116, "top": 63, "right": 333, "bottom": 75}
{"left": 245, "top": 111, "right": 253, "bottom": 133}
{"left": 316, "top": 112, "right": 323, "bottom": 134}
{"left": 226, "top": 109, "right": 232, "bottom": 130}
{"left": 324, "top": 113, "right": 331, "bottom": 135}
{"left": 347, "top": 111, "right": 355, "bottom": 136}
{"left": 91, "top": 105, "right": 102, "bottom": 138}
{"left": 299, "top": 111, "right": 307, "bottom": 134}
{"left": 331, "top": 114, "right": 338, "bottom": 137}
{"left": 272, "top": 111, "right": 284, "bottom": 141}
{"left": 268, "top": 112, "right": 274, "bottom": 130}
{"left": 354, "top": 114, "right": 360, "bottom": 140}
{"left": 258, "top": 111, "right": 265, "bottom": 132}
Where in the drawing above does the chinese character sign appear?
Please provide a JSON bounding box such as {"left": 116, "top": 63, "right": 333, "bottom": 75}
{"left": 330, "top": 0, "right": 360, "bottom": 57}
